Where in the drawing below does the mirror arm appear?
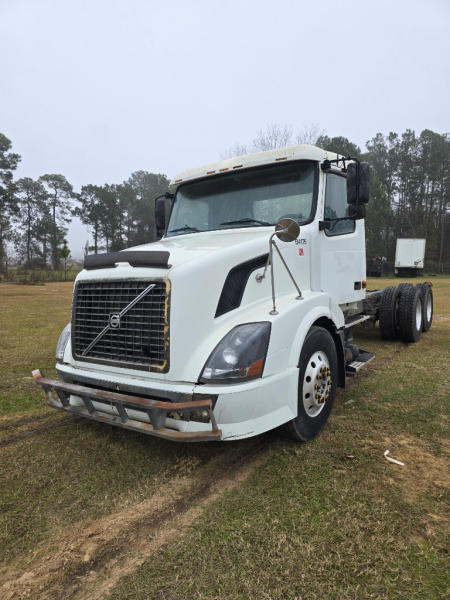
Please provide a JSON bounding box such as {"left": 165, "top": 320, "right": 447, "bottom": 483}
{"left": 319, "top": 216, "right": 356, "bottom": 232}
{"left": 271, "top": 239, "right": 303, "bottom": 302}
{"left": 154, "top": 192, "right": 174, "bottom": 202}
{"left": 256, "top": 227, "right": 290, "bottom": 284}
{"left": 321, "top": 155, "right": 360, "bottom": 173}
{"left": 269, "top": 233, "right": 277, "bottom": 315}
{"left": 256, "top": 228, "right": 303, "bottom": 316}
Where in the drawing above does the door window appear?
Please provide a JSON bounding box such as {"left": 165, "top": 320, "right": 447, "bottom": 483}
{"left": 324, "top": 173, "right": 355, "bottom": 236}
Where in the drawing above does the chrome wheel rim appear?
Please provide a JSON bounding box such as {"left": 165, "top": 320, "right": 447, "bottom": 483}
{"left": 416, "top": 300, "right": 422, "bottom": 331}
{"left": 426, "top": 295, "right": 432, "bottom": 321}
{"left": 302, "top": 351, "right": 332, "bottom": 417}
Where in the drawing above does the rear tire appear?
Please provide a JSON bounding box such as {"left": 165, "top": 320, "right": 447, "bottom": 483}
{"left": 379, "top": 286, "right": 401, "bottom": 340}
{"left": 398, "top": 286, "right": 423, "bottom": 343}
{"left": 397, "top": 282, "right": 413, "bottom": 294}
{"left": 285, "top": 326, "right": 337, "bottom": 442}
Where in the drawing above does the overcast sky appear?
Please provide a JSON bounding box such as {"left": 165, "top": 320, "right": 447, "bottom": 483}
{"left": 2, "top": 0, "right": 449, "bottom": 257}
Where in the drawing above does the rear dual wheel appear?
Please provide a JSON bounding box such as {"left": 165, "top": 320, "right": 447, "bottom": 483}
{"left": 379, "top": 283, "right": 412, "bottom": 340}
{"left": 379, "top": 283, "right": 427, "bottom": 343}
{"left": 398, "top": 285, "right": 423, "bottom": 343}
{"left": 379, "top": 286, "right": 401, "bottom": 340}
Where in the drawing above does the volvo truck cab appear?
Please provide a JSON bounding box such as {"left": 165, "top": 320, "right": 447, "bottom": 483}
{"left": 33, "top": 145, "right": 432, "bottom": 442}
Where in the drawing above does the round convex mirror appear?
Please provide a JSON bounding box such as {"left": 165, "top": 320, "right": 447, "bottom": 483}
{"left": 274, "top": 218, "right": 300, "bottom": 243}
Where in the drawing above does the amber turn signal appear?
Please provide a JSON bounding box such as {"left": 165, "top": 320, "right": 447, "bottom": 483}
{"left": 246, "top": 358, "right": 264, "bottom": 378}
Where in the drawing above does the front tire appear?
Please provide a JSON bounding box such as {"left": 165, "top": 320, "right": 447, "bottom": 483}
{"left": 285, "top": 326, "right": 338, "bottom": 442}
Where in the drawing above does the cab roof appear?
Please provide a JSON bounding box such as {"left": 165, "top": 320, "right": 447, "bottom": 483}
{"left": 170, "top": 144, "right": 341, "bottom": 188}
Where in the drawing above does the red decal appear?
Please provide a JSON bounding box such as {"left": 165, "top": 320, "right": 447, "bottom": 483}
{"left": 298, "top": 248, "right": 304, "bottom": 256}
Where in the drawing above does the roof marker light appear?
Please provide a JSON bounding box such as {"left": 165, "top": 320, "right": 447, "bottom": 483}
{"left": 233, "top": 165, "right": 243, "bottom": 169}
{"left": 219, "top": 168, "right": 229, "bottom": 172}
{"left": 207, "top": 170, "right": 216, "bottom": 175}
{"left": 175, "top": 178, "right": 183, "bottom": 183}
{"left": 276, "top": 157, "right": 287, "bottom": 162}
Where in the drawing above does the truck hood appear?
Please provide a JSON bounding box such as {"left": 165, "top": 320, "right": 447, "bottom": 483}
{"left": 127, "top": 228, "right": 272, "bottom": 270}
{"left": 72, "top": 225, "right": 312, "bottom": 384}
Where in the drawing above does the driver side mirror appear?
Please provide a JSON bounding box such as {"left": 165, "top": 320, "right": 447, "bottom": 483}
{"left": 274, "top": 218, "right": 300, "bottom": 242}
{"left": 155, "top": 198, "right": 166, "bottom": 238}
{"left": 347, "top": 162, "right": 370, "bottom": 214}
{"left": 154, "top": 192, "right": 173, "bottom": 239}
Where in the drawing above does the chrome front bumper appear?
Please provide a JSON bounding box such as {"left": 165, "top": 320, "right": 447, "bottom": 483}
{"left": 32, "top": 369, "right": 222, "bottom": 442}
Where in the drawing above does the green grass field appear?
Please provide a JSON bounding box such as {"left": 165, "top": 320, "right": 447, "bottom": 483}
{"left": 2, "top": 267, "right": 80, "bottom": 285}
{"left": 0, "top": 278, "right": 448, "bottom": 599}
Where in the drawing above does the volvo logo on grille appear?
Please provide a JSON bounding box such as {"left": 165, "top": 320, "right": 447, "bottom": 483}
{"left": 109, "top": 313, "right": 121, "bottom": 328}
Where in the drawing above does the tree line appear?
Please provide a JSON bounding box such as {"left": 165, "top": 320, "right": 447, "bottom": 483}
{"left": 1, "top": 126, "right": 448, "bottom": 274}
{"left": 0, "top": 132, "right": 169, "bottom": 273}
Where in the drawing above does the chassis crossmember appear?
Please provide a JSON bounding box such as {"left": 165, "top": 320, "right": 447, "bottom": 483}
{"left": 32, "top": 370, "right": 222, "bottom": 442}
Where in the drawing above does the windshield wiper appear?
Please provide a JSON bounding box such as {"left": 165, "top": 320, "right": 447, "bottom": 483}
{"left": 168, "top": 224, "right": 201, "bottom": 234}
{"left": 220, "top": 218, "right": 273, "bottom": 227}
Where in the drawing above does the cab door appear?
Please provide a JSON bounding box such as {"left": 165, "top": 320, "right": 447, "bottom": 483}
{"left": 318, "top": 171, "right": 366, "bottom": 305}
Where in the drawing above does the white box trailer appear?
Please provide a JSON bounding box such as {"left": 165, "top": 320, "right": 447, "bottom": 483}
{"left": 395, "top": 238, "right": 426, "bottom": 276}
{"left": 33, "top": 145, "right": 434, "bottom": 443}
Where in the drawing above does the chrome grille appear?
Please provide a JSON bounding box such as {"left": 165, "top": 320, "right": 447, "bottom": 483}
{"left": 72, "top": 280, "right": 169, "bottom": 371}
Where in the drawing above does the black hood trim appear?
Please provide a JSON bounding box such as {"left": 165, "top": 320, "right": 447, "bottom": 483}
{"left": 84, "top": 251, "right": 170, "bottom": 270}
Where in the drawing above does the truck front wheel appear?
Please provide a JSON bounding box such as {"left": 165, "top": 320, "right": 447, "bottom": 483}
{"left": 285, "top": 326, "right": 338, "bottom": 442}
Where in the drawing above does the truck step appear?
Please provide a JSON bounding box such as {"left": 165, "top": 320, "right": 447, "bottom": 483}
{"left": 346, "top": 349, "right": 375, "bottom": 375}
{"left": 344, "top": 314, "right": 372, "bottom": 329}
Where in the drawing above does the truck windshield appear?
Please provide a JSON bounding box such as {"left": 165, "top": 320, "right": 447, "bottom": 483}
{"left": 166, "top": 161, "right": 316, "bottom": 237}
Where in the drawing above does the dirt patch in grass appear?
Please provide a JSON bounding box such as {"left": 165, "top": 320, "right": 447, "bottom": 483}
{"left": 380, "top": 435, "right": 449, "bottom": 523}
{"left": 0, "top": 475, "right": 188, "bottom": 600}
{"left": 0, "top": 413, "right": 49, "bottom": 431}
{"left": 0, "top": 435, "right": 271, "bottom": 600}
{"left": 0, "top": 418, "right": 236, "bottom": 566}
{"left": 376, "top": 435, "right": 450, "bottom": 555}
{"left": 0, "top": 417, "right": 78, "bottom": 446}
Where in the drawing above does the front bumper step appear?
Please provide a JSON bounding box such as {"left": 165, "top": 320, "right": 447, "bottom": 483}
{"left": 32, "top": 370, "right": 222, "bottom": 442}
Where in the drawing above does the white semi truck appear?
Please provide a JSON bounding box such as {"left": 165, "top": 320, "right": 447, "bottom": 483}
{"left": 395, "top": 238, "right": 426, "bottom": 277}
{"left": 33, "top": 145, "right": 434, "bottom": 442}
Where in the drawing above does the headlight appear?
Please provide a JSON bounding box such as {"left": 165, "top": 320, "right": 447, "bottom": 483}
{"left": 199, "top": 322, "right": 271, "bottom": 383}
{"left": 56, "top": 323, "right": 71, "bottom": 362}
